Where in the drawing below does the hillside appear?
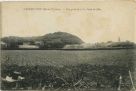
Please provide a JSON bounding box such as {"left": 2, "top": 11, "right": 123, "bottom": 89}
{"left": 40, "top": 32, "right": 84, "bottom": 48}
{"left": 1, "top": 32, "right": 84, "bottom": 49}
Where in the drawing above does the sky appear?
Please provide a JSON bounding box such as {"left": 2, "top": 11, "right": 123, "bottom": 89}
{"left": 1, "top": 1, "right": 136, "bottom": 43}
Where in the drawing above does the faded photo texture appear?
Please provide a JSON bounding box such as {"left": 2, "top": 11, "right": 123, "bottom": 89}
{"left": 1, "top": 1, "right": 136, "bottom": 91}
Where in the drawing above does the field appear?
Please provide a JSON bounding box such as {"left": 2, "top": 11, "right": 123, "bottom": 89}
{"left": 1, "top": 49, "right": 136, "bottom": 90}
{"left": 1, "top": 49, "right": 136, "bottom": 66}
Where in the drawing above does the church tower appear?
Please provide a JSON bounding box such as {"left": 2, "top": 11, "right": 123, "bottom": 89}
{"left": 118, "top": 37, "right": 120, "bottom": 42}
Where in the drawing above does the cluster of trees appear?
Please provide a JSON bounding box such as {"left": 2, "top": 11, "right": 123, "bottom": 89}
{"left": 1, "top": 36, "right": 38, "bottom": 49}
{"left": 1, "top": 37, "right": 24, "bottom": 48}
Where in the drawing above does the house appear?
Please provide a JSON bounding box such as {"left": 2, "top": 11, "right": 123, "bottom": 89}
{"left": 19, "top": 43, "right": 39, "bottom": 49}
{"left": 35, "top": 41, "right": 44, "bottom": 46}
{"left": 1, "top": 41, "right": 7, "bottom": 48}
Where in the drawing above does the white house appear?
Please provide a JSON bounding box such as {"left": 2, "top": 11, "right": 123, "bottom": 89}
{"left": 19, "top": 44, "right": 39, "bottom": 49}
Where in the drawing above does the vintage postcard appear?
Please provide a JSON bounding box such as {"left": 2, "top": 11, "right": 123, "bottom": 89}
{"left": 0, "top": 1, "right": 136, "bottom": 91}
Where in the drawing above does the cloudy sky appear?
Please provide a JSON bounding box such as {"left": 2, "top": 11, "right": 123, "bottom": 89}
{"left": 1, "top": 1, "right": 136, "bottom": 43}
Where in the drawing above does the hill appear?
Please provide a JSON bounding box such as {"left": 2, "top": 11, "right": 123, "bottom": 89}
{"left": 1, "top": 32, "right": 84, "bottom": 49}
{"left": 40, "top": 32, "right": 84, "bottom": 49}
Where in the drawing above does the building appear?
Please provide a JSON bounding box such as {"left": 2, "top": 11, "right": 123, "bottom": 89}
{"left": 1, "top": 41, "right": 7, "bottom": 48}
{"left": 19, "top": 44, "right": 39, "bottom": 49}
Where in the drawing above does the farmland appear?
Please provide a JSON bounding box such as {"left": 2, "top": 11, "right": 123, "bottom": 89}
{"left": 1, "top": 49, "right": 136, "bottom": 90}
{"left": 1, "top": 49, "right": 135, "bottom": 66}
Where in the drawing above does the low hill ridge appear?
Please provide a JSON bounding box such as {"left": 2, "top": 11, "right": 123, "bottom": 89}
{"left": 1, "top": 32, "right": 84, "bottom": 49}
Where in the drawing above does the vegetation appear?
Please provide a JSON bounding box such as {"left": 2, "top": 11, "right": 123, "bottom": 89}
{"left": 1, "top": 49, "right": 135, "bottom": 90}
{"left": 1, "top": 50, "right": 135, "bottom": 66}
{"left": 2, "top": 32, "right": 135, "bottom": 50}
{"left": 39, "top": 32, "right": 84, "bottom": 49}
{"left": 1, "top": 64, "right": 134, "bottom": 90}
{"left": 1, "top": 32, "right": 84, "bottom": 49}
{"left": 1, "top": 36, "right": 23, "bottom": 48}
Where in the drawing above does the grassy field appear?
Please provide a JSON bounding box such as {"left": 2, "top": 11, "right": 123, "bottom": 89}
{"left": 1, "top": 49, "right": 136, "bottom": 90}
{"left": 1, "top": 49, "right": 136, "bottom": 66}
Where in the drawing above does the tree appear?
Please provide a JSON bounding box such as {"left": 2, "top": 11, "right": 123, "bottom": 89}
{"left": 1, "top": 36, "right": 23, "bottom": 49}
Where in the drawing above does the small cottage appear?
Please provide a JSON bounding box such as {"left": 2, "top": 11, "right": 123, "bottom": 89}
{"left": 1, "top": 41, "right": 7, "bottom": 48}
{"left": 19, "top": 44, "right": 39, "bottom": 49}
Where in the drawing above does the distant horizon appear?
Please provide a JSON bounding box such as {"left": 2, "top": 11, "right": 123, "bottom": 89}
{"left": 1, "top": 2, "right": 135, "bottom": 43}
{"left": 1, "top": 31, "right": 135, "bottom": 44}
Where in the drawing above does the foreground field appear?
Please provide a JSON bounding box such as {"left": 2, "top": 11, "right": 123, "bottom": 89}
{"left": 1, "top": 49, "right": 136, "bottom": 90}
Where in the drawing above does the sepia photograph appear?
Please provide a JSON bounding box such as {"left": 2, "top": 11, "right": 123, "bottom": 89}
{"left": 0, "top": 1, "right": 136, "bottom": 91}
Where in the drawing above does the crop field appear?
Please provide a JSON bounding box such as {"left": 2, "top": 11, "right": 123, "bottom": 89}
{"left": 1, "top": 49, "right": 136, "bottom": 90}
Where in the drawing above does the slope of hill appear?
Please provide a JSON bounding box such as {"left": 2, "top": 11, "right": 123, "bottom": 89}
{"left": 40, "top": 32, "right": 84, "bottom": 48}
{"left": 1, "top": 32, "right": 84, "bottom": 49}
